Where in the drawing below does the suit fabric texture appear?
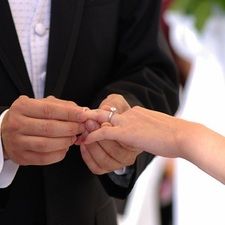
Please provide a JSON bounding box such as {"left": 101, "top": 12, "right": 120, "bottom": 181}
{"left": 0, "top": 0, "right": 179, "bottom": 224}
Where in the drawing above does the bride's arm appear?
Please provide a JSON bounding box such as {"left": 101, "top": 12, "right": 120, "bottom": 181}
{"left": 82, "top": 106, "right": 225, "bottom": 184}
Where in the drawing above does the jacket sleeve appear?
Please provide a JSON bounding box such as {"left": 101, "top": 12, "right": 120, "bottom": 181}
{"left": 92, "top": 0, "right": 180, "bottom": 198}
{"left": 91, "top": 0, "right": 179, "bottom": 115}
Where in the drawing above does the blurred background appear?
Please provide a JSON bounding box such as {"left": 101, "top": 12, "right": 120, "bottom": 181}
{"left": 116, "top": 0, "right": 225, "bottom": 224}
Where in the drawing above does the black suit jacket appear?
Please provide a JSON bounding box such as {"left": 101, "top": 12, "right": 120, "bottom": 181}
{"left": 0, "top": 0, "right": 179, "bottom": 224}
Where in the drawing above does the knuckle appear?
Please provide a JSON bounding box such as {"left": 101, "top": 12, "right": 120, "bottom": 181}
{"left": 133, "top": 106, "right": 141, "bottom": 111}
{"left": 42, "top": 103, "right": 52, "bottom": 119}
{"left": 35, "top": 139, "right": 47, "bottom": 150}
{"left": 91, "top": 168, "right": 103, "bottom": 175}
{"left": 18, "top": 160, "right": 27, "bottom": 166}
{"left": 128, "top": 158, "right": 135, "bottom": 166}
{"left": 46, "top": 95, "right": 55, "bottom": 100}
{"left": 38, "top": 156, "right": 49, "bottom": 165}
{"left": 17, "top": 153, "right": 29, "bottom": 166}
{"left": 100, "top": 157, "right": 110, "bottom": 169}
{"left": 89, "top": 164, "right": 102, "bottom": 175}
{"left": 41, "top": 121, "right": 51, "bottom": 136}
{"left": 66, "top": 110, "right": 70, "bottom": 121}
{"left": 132, "top": 105, "right": 138, "bottom": 110}
{"left": 37, "top": 153, "right": 56, "bottom": 165}
{"left": 67, "top": 100, "right": 76, "bottom": 106}
{"left": 41, "top": 150, "right": 67, "bottom": 165}
{"left": 101, "top": 127, "right": 109, "bottom": 135}
{"left": 13, "top": 96, "right": 28, "bottom": 110}
{"left": 63, "top": 138, "right": 73, "bottom": 148}
{"left": 110, "top": 93, "right": 121, "bottom": 98}
{"left": 117, "top": 94, "right": 124, "bottom": 100}
{"left": 58, "top": 150, "right": 67, "bottom": 161}
{"left": 127, "top": 154, "right": 136, "bottom": 165}
{"left": 53, "top": 152, "right": 66, "bottom": 163}
{"left": 71, "top": 136, "right": 77, "bottom": 145}
{"left": 4, "top": 114, "right": 18, "bottom": 132}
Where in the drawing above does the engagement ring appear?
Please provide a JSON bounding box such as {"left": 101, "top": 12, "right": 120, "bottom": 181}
{"left": 108, "top": 107, "right": 117, "bottom": 123}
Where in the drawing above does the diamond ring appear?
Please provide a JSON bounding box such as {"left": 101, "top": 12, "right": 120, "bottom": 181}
{"left": 108, "top": 107, "right": 117, "bottom": 123}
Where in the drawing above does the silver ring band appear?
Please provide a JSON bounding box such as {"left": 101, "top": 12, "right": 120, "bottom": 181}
{"left": 108, "top": 107, "right": 117, "bottom": 122}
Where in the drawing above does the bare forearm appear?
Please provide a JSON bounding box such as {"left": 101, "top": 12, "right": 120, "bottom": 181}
{"left": 177, "top": 121, "right": 225, "bottom": 184}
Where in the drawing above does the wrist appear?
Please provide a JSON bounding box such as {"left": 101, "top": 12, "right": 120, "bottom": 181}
{"left": 174, "top": 118, "right": 191, "bottom": 159}
{"left": 177, "top": 119, "right": 201, "bottom": 161}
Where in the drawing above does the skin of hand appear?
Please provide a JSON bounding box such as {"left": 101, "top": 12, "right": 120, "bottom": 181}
{"left": 79, "top": 94, "right": 143, "bottom": 175}
{"left": 82, "top": 105, "right": 225, "bottom": 184}
{"left": 1, "top": 95, "right": 86, "bottom": 166}
{"left": 82, "top": 106, "right": 183, "bottom": 158}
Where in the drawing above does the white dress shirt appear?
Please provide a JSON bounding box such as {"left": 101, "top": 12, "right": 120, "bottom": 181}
{"left": 0, "top": 0, "right": 127, "bottom": 188}
{"left": 0, "top": 0, "right": 51, "bottom": 188}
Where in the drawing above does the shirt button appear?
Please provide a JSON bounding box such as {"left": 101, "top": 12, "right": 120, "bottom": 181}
{"left": 34, "top": 23, "right": 47, "bottom": 36}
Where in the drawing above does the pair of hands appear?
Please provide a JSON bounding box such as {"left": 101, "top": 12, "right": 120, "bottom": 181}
{"left": 82, "top": 106, "right": 181, "bottom": 159}
{"left": 1, "top": 95, "right": 141, "bottom": 175}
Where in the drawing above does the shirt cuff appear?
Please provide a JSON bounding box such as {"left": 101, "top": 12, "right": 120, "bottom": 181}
{"left": 0, "top": 160, "right": 19, "bottom": 188}
{"left": 114, "top": 167, "right": 127, "bottom": 175}
{"left": 0, "top": 109, "right": 19, "bottom": 188}
{"left": 109, "top": 166, "right": 134, "bottom": 188}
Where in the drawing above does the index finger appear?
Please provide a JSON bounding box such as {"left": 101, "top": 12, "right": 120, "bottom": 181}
{"left": 81, "top": 109, "right": 119, "bottom": 125}
{"left": 14, "top": 96, "right": 85, "bottom": 122}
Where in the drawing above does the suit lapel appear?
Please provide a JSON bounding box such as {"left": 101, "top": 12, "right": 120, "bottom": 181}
{"left": 0, "top": 0, "right": 34, "bottom": 96}
{"left": 44, "top": 0, "right": 86, "bottom": 97}
{"left": 0, "top": 0, "right": 85, "bottom": 98}
{"left": 43, "top": 0, "right": 86, "bottom": 222}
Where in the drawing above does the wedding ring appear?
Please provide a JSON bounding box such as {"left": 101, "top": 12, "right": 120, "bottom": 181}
{"left": 82, "top": 107, "right": 89, "bottom": 111}
{"left": 108, "top": 107, "right": 117, "bottom": 123}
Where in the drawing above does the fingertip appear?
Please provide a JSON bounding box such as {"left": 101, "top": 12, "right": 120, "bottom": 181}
{"left": 81, "top": 136, "right": 91, "bottom": 145}
{"left": 82, "top": 107, "right": 89, "bottom": 112}
{"left": 80, "top": 143, "right": 86, "bottom": 151}
{"left": 80, "top": 143, "right": 89, "bottom": 157}
{"left": 75, "top": 111, "right": 87, "bottom": 123}
{"left": 85, "top": 119, "right": 100, "bottom": 132}
{"left": 101, "top": 122, "right": 112, "bottom": 127}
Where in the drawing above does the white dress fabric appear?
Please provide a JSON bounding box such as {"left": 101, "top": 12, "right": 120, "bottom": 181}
{"left": 118, "top": 10, "right": 225, "bottom": 225}
{"left": 166, "top": 11, "right": 225, "bottom": 225}
{"left": 118, "top": 157, "right": 167, "bottom": 225}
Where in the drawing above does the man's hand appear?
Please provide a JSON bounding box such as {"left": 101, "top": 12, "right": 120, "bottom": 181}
{"left": 80, "top": 94, "right": 142, "bottom": 175}
{"left": 1, "top": 95, "right": 86, "bottom": 165}
{"left": 98, "top": 94, "right": 131, "bottom": 113}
